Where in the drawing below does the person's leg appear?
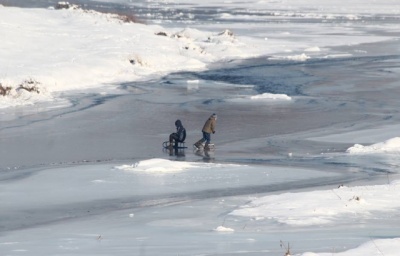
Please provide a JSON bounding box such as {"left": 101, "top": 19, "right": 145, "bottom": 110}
{"left": 203, "top": 132, "right": 210, "bottom": 144}
{"left": 194, "top": 139, "right": 203, "bottom": 148}
{"left": 194, "top": 132, "right": 207, "bottom": 148}
{"left": 203, "top": 132, "right": 211, "bottom": 149}
{"left": 169, "top": 133, "right": 180, "bottom": 149}
{"left": 201, "top": 132, "right": 211, "bottom": 149}
{"left": 169, "top": 133, "right": 178, "bottom": 143}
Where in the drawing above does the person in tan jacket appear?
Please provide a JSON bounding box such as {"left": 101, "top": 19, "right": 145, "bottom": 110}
{"left": 194, "top": 113, "right": 217, "bottom": 149}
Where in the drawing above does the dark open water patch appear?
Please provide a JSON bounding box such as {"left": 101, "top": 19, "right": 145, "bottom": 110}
{"left": 165, "top": 54, "right": 400, "bottom": 97}
{"left": 0, "top": 0, "right": 69, "bottom": 8}
{"left": 169, "top": 58, "right": 316, "bottom": 96}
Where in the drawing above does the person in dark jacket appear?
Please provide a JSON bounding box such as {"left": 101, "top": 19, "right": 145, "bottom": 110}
{"left": 169, "top": 119, "right": 186, "bottom": 148}
{"left": 194, "top": 113, "right": 217, "bottom": 150}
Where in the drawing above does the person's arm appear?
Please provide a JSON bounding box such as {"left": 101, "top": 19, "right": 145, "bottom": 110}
{"left": 211, "top": 120, "right": 216, "bottom": 133}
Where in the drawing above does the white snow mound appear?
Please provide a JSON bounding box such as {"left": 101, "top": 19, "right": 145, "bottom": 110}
{"left": 346, "top": 137, "right": 400, "bottom": 154}
{"left": 230, "top": 180, "right": 400, "bottom": 226}
{"left": 250, "top": 93, "right": 292, "bottom": 101}
{"left": 115, "top": 158, "right": 198, "bottom": 173}
{"left": 213, "top": 226, "right": 235, "bottom": 232}
{"left": 115, "top": 158, "right": 242, "bottom": 173}
{"left": 300, "top": 238, "right": 400, "bottom": 256}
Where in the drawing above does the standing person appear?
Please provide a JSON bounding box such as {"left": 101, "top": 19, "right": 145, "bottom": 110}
{"left": 169, "top": 119, "right": 186, "bottom": 148}
{"left": 194, "top": 113, "right": 217, "bottom": 150}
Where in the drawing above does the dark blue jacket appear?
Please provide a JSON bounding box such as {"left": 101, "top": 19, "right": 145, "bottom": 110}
{"left": 175, "top": 120, "right": 186, "bottom": 142}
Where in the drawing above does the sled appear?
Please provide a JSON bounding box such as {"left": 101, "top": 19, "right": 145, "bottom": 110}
{"left": 162, "top": 141, "right": 188, "bottom": 149}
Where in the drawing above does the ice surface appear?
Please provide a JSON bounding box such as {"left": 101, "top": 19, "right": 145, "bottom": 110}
{"left": 1, "top": 0, "right": 400, "bottom": 255}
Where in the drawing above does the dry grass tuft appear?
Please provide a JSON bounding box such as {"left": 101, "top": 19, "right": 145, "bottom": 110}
{"left": 0, "top": 83, "right": 12, "bottom": 96}
{"left": 116, "top": 13, "right": 142, "bottom": 23}
{"left": 18, "top": 79, "right": 40, "bottom": 94}
{"left": 55, "top": 1, "right": 80, "bottom": 10}
{"left": 280, "top": 240, "right": 291, "bottom": 256}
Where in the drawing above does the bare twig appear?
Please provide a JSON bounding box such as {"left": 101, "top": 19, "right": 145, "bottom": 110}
{"left": 280, "top": 240, "right": 291, "bottom": 256}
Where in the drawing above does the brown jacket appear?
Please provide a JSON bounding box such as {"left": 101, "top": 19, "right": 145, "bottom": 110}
{"left": 202, "top": 115, "right": 217, "bottom": 134}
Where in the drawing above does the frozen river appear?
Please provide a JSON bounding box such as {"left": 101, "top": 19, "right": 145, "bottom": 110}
{"left": 1, "top": 38, "right": 399, "bottom": 172}
{"left": 1, "top": 1, "right": 400, "bottom": 255}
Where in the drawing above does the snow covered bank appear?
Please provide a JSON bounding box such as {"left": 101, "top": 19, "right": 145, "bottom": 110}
{"left": 0, "top": 5, "right": 269, "bottom": 108}
{"left": 300, "top": 238, "right": 400, "bottom": 256}
{"left": 230, "top": 180, "right": 400, "bottom": 226}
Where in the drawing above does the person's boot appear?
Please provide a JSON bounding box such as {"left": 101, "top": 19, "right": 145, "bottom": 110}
{"left": 194, "top": 139, "right": 203, "bottom": 149}
{"left": 204, "top": 142, "right": 210, "bottom": 150}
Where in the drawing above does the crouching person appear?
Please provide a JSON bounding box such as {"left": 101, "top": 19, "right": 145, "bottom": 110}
{"left": 169, "top": 119, "right": 186, "bottom": 148}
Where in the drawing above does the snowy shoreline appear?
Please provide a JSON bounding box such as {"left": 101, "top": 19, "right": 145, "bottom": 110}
{"left": 0, "top": 4, "right": 273, "bottom": 108}
{"left": 1, "top": 1, "right": 398, "bottom": 109}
